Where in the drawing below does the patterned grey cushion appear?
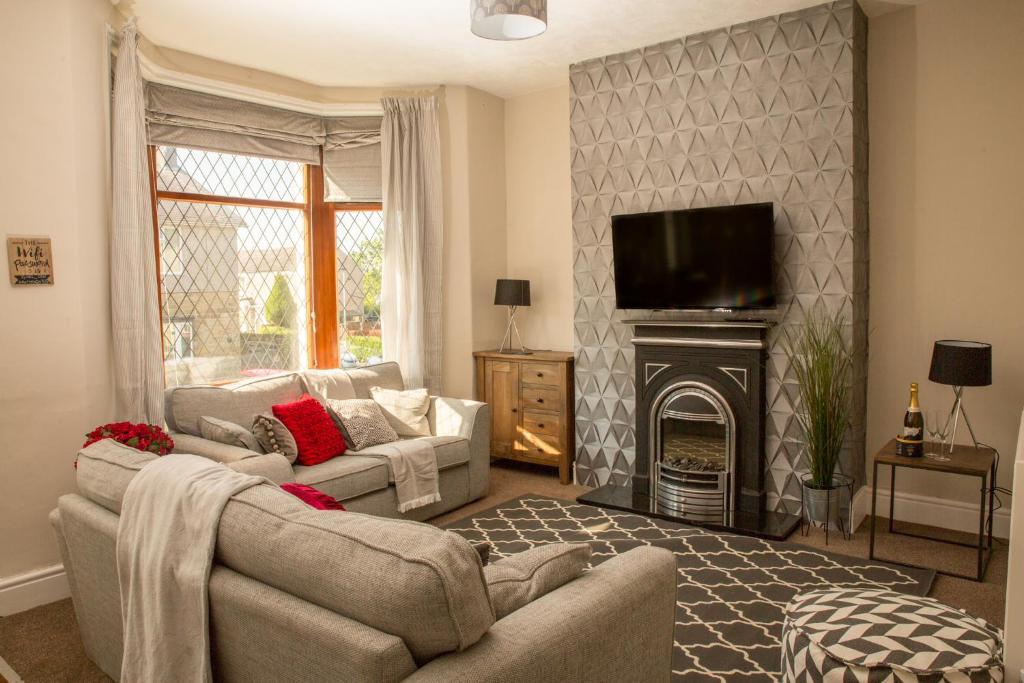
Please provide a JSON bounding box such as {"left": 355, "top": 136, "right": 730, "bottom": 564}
{"left": 325, "top": 399, "right": 398, "bottom": 451}
{"left": 484, "top": 543, "right": 591, "bottom": 619}
{"left": 251, "top": 414, "right": 299, "bottom": 464}
{"left": 199, "top": 415, "right": 261, "bottom": 452}
{"left": 782, "top": 588, "right": 1004, "bottom": 681}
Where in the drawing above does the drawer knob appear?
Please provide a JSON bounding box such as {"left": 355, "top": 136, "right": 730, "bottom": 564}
{"left": 537, "top": 372, "right": 544, "bottom": 377}
{"left": 538, "top": 423, "right": 545, "bottom": 429}
{"left": 536, "top": 398, "right": 544, "bottom": 404}
{"left": 511, "top": 408, "right": 517, "bottom": 413}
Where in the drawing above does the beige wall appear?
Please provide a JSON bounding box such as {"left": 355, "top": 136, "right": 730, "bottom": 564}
{"left": 504, "top": 85, "right": 574, "bottom": 352}
{"left": 439, "top": 85, "right": 508, "bottom": 398}
{"left": 867, "top": 0, "right": 1024, "bottom": 505}
{"left": 0, "top": 0, "right": 116, "bottom": 580}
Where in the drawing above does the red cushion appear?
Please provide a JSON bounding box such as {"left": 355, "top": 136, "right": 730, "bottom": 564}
{"left": 280, "top": 483, "right": 347, "bottom": 510}
{"left": 272, "top": 394, "right": 347, "bottom": 466}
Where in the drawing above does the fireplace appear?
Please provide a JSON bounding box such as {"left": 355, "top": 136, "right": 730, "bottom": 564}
{"left": 577, "top": 319, "right": 800, "bottom": 541}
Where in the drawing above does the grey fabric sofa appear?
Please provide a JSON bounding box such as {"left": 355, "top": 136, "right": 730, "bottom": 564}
{"left": 51, "top": 442, "right": 677, "bottom": 682}
{"left": 164, "top": 362, "right": 490, "bottom": 521}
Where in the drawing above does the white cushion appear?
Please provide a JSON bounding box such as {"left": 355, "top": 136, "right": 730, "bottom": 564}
{"left": 370, "top": 386, "right": 431, "bottom": 437}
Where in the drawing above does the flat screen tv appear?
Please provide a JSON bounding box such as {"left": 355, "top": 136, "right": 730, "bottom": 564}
{"left": 611, "top": 202, "right": 776, "bottom": 310}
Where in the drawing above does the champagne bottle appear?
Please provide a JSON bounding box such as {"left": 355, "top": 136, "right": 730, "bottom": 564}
{"left": 901, "top": 383, "right": 924, "bottom": 457}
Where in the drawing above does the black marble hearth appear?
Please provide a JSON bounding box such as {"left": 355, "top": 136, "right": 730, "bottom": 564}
{"left": 577, "top": 483, "right": 801, "bottom": 542}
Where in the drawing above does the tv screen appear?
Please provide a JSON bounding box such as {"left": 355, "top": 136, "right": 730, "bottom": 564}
{"left": 611, "top": 203, "right": 776, "bottom": 310}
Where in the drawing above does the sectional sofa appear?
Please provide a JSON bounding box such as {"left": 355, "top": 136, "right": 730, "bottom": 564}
{"left": 163, "top": 362, "right": 490, "bottom": 520}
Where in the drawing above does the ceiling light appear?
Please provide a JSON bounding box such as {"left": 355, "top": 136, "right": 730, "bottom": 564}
{"left": 470, "top": 0, "right": 547, "bottom": 41}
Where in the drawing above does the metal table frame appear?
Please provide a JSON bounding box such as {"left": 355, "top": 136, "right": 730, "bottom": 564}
{"left": 869, "top": 447, "right": 995, "bottom": 582}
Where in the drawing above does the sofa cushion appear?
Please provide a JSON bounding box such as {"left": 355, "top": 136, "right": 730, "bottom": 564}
{"left": 370, "top": 387, "right": 431, "bottom": 437}
{"left": 291, "top": 456, "right": 389, "bottom": 501}
{"left": 272, "top": 394, "right": 347, "bottom": 466}
{"left": 301, "top": 363, "right": 405, "bottom": 401}
{"left": 215, "top": 485, "right": 495, "bottom": 663}
{"left": 484, "top": 543, "right": 591, "bottom": 619}
{"left": 198, "top": 416, "right": 261, "bottom": 453}
{"left": 359, "top": 436, "right": 469, "bottom": 483}
{"left": 165, "top": 373, "right": 306, "bottom": 436}
{"left": 76, "top": 440, "right": 158, "bottom": 514}
{"left": 326, "top": 399, "right": 399, "bottom": 451}
{"left": 252, "top": 414, "right": 299, "bottom": 464}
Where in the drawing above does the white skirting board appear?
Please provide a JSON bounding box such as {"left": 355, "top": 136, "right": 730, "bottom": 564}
{"left": 0, "top": 564, "right": 69, "bottom": 617}
{"left": 850, "top": 486, "right": 1011, "bottom": 540}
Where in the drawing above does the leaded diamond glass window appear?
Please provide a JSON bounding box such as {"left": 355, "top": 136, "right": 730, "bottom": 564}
{"left": 336, "top": 210, "right": 384, "bottom": 367}
{"left": 154, "top": 147, "right": 308, "bottom": 387}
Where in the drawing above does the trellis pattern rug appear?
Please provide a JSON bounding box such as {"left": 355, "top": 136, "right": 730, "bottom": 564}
{"left": 443, "top": 496, "right": 934, "bottom": 682}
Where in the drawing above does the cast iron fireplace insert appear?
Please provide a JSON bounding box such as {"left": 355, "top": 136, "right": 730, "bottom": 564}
{"left": 577, "top": 320, "right": 800, "bottom": 541}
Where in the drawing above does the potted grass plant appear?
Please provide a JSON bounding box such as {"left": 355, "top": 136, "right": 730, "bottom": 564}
{"left": 785, "top": 312, "right": 852, "bottom": 528}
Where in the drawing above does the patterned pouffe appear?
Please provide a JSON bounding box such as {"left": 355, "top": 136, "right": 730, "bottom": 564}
{"left": 782, "top": 588, "right": 1003, "bottom": 682}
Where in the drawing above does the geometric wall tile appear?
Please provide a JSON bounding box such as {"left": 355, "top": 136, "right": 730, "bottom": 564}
{"left": 571, "top": 0, "right": 869, "bottom": 514}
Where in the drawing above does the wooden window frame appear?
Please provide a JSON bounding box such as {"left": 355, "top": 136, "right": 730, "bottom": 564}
{"left": 147, "top": 145, "right": 382, "bottom": 377}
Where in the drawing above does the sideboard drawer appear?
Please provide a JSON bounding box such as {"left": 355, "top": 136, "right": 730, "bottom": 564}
{"left": 520, "top": 433, "right": 562, "bottom": 461}
{"left": 522, "top": 385, "right": 561, "bottom": 412}
{"left": 522, "top": 362, "right": 561, "bottom": 387}
{"left": 523, "top": 411, "right": 561, "bottom": 436}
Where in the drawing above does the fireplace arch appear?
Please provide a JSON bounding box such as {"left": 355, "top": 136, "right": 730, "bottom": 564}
{"left": 649, "top": 381, "right": 736, "bottom": 522}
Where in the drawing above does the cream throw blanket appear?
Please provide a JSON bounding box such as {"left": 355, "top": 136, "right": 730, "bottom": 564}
{"left": 116, "top": 454, "right": 267, "bottom": 683}
{"left": 369, "top": 439, "right": 441, "bottom": 512}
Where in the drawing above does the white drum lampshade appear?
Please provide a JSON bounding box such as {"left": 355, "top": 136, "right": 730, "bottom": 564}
{"left": 471, "top": 0, "right": 547, "bottom": 40}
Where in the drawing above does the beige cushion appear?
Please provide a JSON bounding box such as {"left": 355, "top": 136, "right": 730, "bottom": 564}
{"left": 76, "top": 440, "right": 158, "bottom": 514}
{"left": 252, "top": 414, "right": 299, "bottom": 464}
{"left": 302, "top": 369, "right": 357, "bottom": 402}
{"left": 359, "top": 436, "right": 469, "bottom": 483}
{"left": 215, "top": 485, "right": 495, "bottom": 663}
{"left": 199, "top": 415, "right": 261, "bottom": 452}
{"left": 165, "top": 373, "right": 306, "bottom": 436}
{"left": 370, "top": 386, "right": 431, "bottom": 437}
{"left": 326, "top": 399, "right": 398, "bottom": 451}
{"left": 484, "top": 543, "right": 591, "bottom": 619}
{"left": 291, "top": 456, "right": 389, "bottom": 501}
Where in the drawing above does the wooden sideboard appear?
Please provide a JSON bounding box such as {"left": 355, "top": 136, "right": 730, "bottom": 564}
{"left": 473, "top": 350, "right": 575, "bottom": 484}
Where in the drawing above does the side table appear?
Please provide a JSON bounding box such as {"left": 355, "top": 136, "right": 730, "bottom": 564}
{"left": 869, "top": 438, "right": 996, "bottom": 582}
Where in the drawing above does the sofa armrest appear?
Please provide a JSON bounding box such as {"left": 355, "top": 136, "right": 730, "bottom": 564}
{"left": 428, "top": 397, "right": 491, "bottom": 500}
{"left": 405, "top": 546, "right": 676, "bottom": 683}
{"left": 171, "top": 433, "right": 293, "bottom": 483}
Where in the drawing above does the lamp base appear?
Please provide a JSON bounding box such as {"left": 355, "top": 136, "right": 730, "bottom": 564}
{"left": 942, "top": 385, "right": 980, "bottom": 453}
{"left": 498, "top": 306, "right": 531, "bottom": 355}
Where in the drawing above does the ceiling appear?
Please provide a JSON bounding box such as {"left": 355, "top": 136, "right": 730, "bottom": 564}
{"left": 126, "top": 0, "right": 879, "bottom": 99}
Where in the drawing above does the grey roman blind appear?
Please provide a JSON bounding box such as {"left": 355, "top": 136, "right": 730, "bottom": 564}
{"left": 145, "top": 83, "right": 326, "bottom": 165}
{"left": 323, "top": 116, "right": 382, "bottom": 202}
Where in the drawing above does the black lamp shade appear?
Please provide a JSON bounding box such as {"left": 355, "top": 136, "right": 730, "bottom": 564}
{"left": 494, "top": 279, "right": 531, "bottom": 307}
{"left": 928, "top": 340, "right": 992, "bottom": 387}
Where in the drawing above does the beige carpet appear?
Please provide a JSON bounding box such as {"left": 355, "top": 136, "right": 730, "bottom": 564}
{"left": 0, "top": 460, "right": 1007, "bottom": 682}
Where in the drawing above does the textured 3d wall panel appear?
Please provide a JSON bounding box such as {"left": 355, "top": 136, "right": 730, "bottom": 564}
{"left": 570, "top": 0, "right": 868, "bottom": 513}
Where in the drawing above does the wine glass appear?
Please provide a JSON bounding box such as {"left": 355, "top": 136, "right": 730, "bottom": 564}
{"left": 924, "top": 410, "right": 951, "bottom": 461}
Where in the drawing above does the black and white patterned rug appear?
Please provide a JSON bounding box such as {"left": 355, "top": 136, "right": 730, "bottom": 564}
{"left": 443, "top": 496, "right": 935, "bottom": 682}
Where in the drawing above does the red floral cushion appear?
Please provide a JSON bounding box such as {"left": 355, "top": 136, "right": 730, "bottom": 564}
{"left": 280, "top": 483, "right": 346, "bottom": 510}
{"left": 271, "top": 394, "right": 347, "bottom": 466}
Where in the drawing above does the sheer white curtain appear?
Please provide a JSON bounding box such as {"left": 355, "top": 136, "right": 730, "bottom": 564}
{"left": 380, "top": 97, "right": 443, "bottom": 393}
{"left": 111, "top": 19, "right": 164, "bottom": 424}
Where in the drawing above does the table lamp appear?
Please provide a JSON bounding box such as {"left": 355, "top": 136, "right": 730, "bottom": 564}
{"left": 495, "top": 279, "right": 531, "bottom": 355}
{"left": 928, "top": 340, "right": 992, "bottom": 452}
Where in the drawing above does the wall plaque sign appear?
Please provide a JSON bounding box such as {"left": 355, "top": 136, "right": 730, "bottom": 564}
{"left": 7, "top": 236, "right": 54, "bottom": 286}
